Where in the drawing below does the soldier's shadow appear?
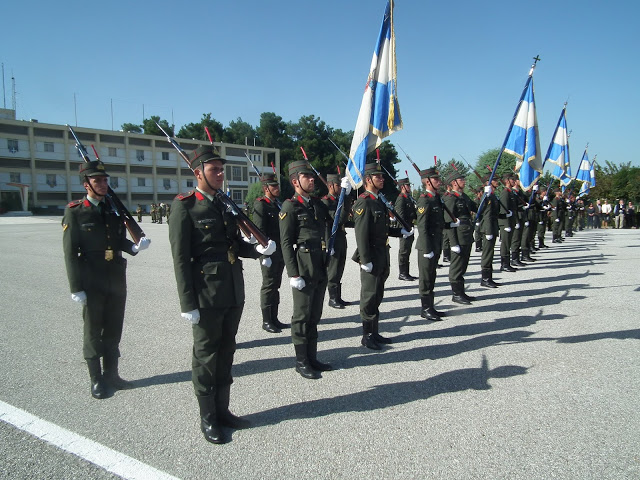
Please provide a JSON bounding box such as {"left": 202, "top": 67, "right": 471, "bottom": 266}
{"left": 244, "top": 355, "right": 529, "bottom": 428}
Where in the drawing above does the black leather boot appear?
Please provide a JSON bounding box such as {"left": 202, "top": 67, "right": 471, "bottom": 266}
{"left": 430, "top": 293, "right": 446, "bottom": 317}
{"left": 421, "top": 295, "right": 442, "bottom": 321}
{"left": 442, "top": 249, "right": 451, "bottom": 263}
{"left": 294, "top": 344, "right": 321, "bottom": 379}
{"left": 262, "top": 306, "right": 281, "bottom": 333}
{"left": 103, "top": 356, "right": 134, "bottom": 390}
{"left": 327, "top": 286, "right": 345, "bottom": 309}
{"left": 216, "top": 385, "right": 251, "bottom": 430}
{"left": 461, "top": 284, "right": 477, "bottom": 302}
{"left": 522, "top": 249, "right": 536, "bottom": 262}
{"left": 372, "top": 317, "right": 392, "bottom": 344}
{"left": 87, "top": 358, "right": 108, "bottom": 399}
{"left": 335, "top": 284, "right": 351, "bottom": 307}
{"left": 500, "top": 256, "right": 517, "bottom": 272}
{"left": 475, "top": 240, "right": 482, "bottom": 252}
{"left": 361, "top": 322, "right": 381, "bottom": 350}
{"left": 197, "top": 394, "right": 226, "bottom": 444}
{"left": 451, "top": 282, "right": 471, "bottom": 305}
{"left": 398, "top": 264, "right": 415, "bottom": 281}
{"left": 480, "top": 268, "right": 498, "bottom": 288}
{"left": 271, "top": 303, "right": 289, "bottom": 329}
{"left": 511, "top": 251, "right": 526, "bottom": 267}
{"left": 308, "top": 340, "right": 333, "bottom": 371}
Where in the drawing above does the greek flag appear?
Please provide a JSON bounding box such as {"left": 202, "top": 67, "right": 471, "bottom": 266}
{"left": 505, "top": 75, "right": 542, "bottom": 190}
{"left": 547, "top": 106, "right": 571, "bottom": 186}
{"left": 590, "top": 156, "right": 597, "bottom": 188}
{"left": 576, "top": 148, "right": 591, "bottom": 197}
{"left": 348, "top": 0, "right": 402, "bottom": 188}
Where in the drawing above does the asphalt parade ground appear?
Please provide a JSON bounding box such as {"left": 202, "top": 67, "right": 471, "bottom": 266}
{"left": 1, "top": 216, "right": 639, "bottom": 479}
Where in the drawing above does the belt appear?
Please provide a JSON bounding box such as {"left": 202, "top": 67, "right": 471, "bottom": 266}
{"left": 458, "top": 219, "right": 471, "bottom": 225}
{"left": 297, "top": 241, "right": 325, "bottom": 252}
{"left": 196, "top": 253, "right": 230, "bottom": 263}
{"left": 82, "top": 250, "right": 122, "bottom": 258}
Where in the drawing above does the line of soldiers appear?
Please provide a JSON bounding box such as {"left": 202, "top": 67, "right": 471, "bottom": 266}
{"left": 63, "top": 147, "right": 580, "bottom": 446}
{"left": 149, "top": 202, "right": 170, "bottom": 224}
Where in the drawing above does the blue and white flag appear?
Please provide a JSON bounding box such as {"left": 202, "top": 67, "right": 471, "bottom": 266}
{"left": 348, "top": 0, "right": 402, "bottom": 188}
{"left": 546, "top": 106, "right": 571, "bottom": 186}
{"left": 590, "top": 155, "right": 597, "bottom": 188}
{"left": 575, "top": 148, "right": 591, "bottom": 184}
{"left": 504, "top": 76, "right": 542, "bottom": 191}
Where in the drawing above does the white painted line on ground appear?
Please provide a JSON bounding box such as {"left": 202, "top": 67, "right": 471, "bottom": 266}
{"left": 0, "top": 400, "right": 180, "bottom": 480}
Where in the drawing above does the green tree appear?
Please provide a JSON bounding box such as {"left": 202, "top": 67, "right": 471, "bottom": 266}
{"left": 121, "top": 123, "right": 142, "bottom": 133}
{"left": 177, "top": 113, "right": 224, "bottom": 141}
{"left": 222, "top": 117, "right": 257, "bottom": 145}
{"left": 142, "top": 116, "right": 173, "bottom": 136}
{"left": 243, "top": 181, "right": 264, "bottom": 218}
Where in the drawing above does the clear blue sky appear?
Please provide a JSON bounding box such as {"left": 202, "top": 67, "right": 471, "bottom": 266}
{"left": 3, "top": 0, "right": 638, "bottom": 186}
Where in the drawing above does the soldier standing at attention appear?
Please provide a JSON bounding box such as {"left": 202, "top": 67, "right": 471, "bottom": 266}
{"left": 279, "top": 160, "right": 334, "bottom": 379}
{"left": 444, "top": 172, "right": 477, "bottom": 305}
{"left": 478, "top": 176, "right": 501, "bottom": 288}
{"left": 550, "top": 188, "right": 566, "bottom": 242}
{"left": 395, "top": 178, "right": 417, "bottom": 281}
{"left": 136, "top": 204, "right": 143, "bottom": 222}
{"left": 150, "top": 203, "right": 157, "bottom": 223}
{"left": 169, "top": 145, "right": 276, "bottom": 444}
{"left": 62, "top": 161, "right": 151, "bottom": 399}
{"left": 322, "top": 174, "right": 354, "bottom": 309}
{"left": 253, "top": 173, "right": 289, "bottom": 333}
{"left": 353, "top": 162, "right": 413, "bottom": 350}
{"left": 498, "top": 173, "right": 518, "bottom": 272}
{"left": 415, "top": 167, "right": 446, "bottom": 321}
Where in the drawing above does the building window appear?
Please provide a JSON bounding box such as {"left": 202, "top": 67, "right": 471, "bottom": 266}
{"left": 10, "top": 172, "right": 21, "bottom": 183}
{"left": 110, "top": 177, "right": 119, "bottom": 189}
{"left": 138, "top": 178, "right": 146, "bottom": 187}
{"left": 109, "top": 147, "right": 117, "bottom": 156}
{"left": 232, "top": 166, "right": 242, "bottom": 181}
{"left": 46, "top": 174, "right": 57, "bottom": 187}
{"left": 163, "top": 178, "right": 171, "bottom": 190}
{"left": 162, "top": 152, "right": 169, "bottom": 161}
{"left": 232, "top": 189, "right": 243, "bottom": 204}
{"left": 8, "top": 139, "right": 19, "bottom": 153}
{"left": 186, "top": 180, "right": 194, "bottom": 188}
{"left": 44, "top": 142, "right": 54, "bottom": 153}
{"left": 136, "top": 150, "right": 145, "bottom": 161}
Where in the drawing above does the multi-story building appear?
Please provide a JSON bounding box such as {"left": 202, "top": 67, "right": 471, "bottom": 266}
{"left": 0, "top": 110, "right": 280, "bottom": 213}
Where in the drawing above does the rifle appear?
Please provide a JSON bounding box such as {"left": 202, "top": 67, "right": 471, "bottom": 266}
{"left": 67, "top": 125, "right": 145, "bottom": 244}
{"left": 299, "top": 147, "right": 329, "bottom": 189}
{"left": 158, "top": 122, "right": 270, "bottom": 247}
{"left": 397, "top": 144, "right": 458, "bottom": 222}
{"left": 244, "top": 152, "right": 281, "bottom": 211}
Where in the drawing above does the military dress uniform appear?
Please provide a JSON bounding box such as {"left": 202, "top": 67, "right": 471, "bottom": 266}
{"left": 253, "top": 173, "right": 287, "bottom": 333}
{"left": 322, "top": 174, "right": 353, "bottom": 309}
{"left": 169, "top": 145, "right": 265, "bottom": 444}
{"left": 444, "top": 173, "right": 477, "bottom": 305}
{"left": 62, "top": 160, "right": 141, "bottom": 399}
{"left": 551, "top": 192, "right": 566, "bottom": 242}
{"left": 509, "top": 188, "right": 528, "bottom": 266}
{"left": 415, "top": 168, "right": 446, "bottom": 320}
{"left": 395, "top": 179, "right": 417, "bottom": 281}
{"left": 279, "top": 160, "right": 332, "bottom": 379}
{"left": 536, "top": 191, "right": 551, "bottom": 248}
{"left": 498, "top": 175, "right": 519, "bottom": 272}
{"left": 353, "top": 162, "right": 405, "bottom": 350}
{"left": 478, "top": 182, "right": 501, "bottom": 288}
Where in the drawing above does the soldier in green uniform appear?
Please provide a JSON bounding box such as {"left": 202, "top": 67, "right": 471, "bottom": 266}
{"left": 168, "top": 145, "right": 276, "bottom": 444}
{"left": 395, "top": 178, "right": 417, "bottom": 281}
{"left": 62, "top": 161, "right": 151, "bottom": 399}
{"left": 279, "top": 160, "right": 333, "bottom": 379}
{"left": 253, "top": 173, "right": 288, "bottom": 333}
{"left": 551, "top": 188, "right": 566, "bottom": 242}
{"left": 520, "top": 185, "right": 538, "bottom": 263}
{"left": 150, "top": 203, "right": 157, "bottom": 223}
{"left": 136, "top": 204, "right": 143, "bottom": 222}
{"left": 536, "top": 187, "right": 551, "bottom": 248}
{"left": 443, "top": 172, "right": 477, "bottom": 305}
{"left": 322, "top": 174, "right": 354, "bottom": 309}
{"left": 415, "top": 167, "right": 447, "bottom": 321}
{"left": 353, "top": 162, "right": 413, "bottom": 349}
{"left": 498, "top": 173, "right": 518, "bottom": 272}
{"left": 509, "top": 181, "right": 528, "bottom": 267}
{"left": 478, "top": 176, "right": 501, "bottom": 288}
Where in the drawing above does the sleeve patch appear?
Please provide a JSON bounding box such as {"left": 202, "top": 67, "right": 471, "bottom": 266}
{"left": 62, "top": 223, "right": 69, "bottom": 231}
{"left": 279, "top": 212, "right": 287, "bottom": 220}
{"left": 417, "top": 207, "right": 425, "bottom": 214}
{"left": 355, "top": 208, "right": 364, "bottom": 216}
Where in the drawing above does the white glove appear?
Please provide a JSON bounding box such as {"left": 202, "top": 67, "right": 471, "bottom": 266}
{"left": 71, "top": 291, "right": 87, "bottom": 305}
{"left": 261, "top": 257, "right": 272, "bottom": 268}
{"left": 423, "top": 251, "right": 435, "bottom": 259}
{"left": 132, "top": 237, "right": 151, "bottom": 253}
{"left": 328, "top": 248, "right": 335, "bottom": 256}
{"left": 451, "top": 245, "right": 461, "bottom": 254}
{"left": 256, "top": 239, "right": 276, "bottom": 256}
{"left": 532, "top": 184, "right": 539, "bottom": 192}
{"left": 241, "top": 232, "right": 258, "bottom": 244}
{"left": 449, "top": 219, "right": 460, "bottom": 228}
{"left": 524, "top": 221, "right": 530, "bottom": 227}
{"left": 181, "top": 309, "right": 200, "bottom": 325}
{"left": 484, "top": 185, "right": 491, "bottom": 194}
{"left": 486, "top": 234, "right": 493, "bottom": 240}
{"left": 289, "top": 276, "right": 306, "bottom": 290}
{"left": 504, "top": 227, "right": 512, "bottom": 233}
{"left": 475, "top": 222, "right": 480, "bottom": 227}
{"left": 555, "top": 218, "right": 560, "bottom": 223}
{"left": 515, "top": 223, "right": 520, "bottom": 230}
{"left": 543, "top": 195, "right": 548, "bottom": 201}
{"left": 360, "top": 262, "right": 373, "bottom": 273}
{"left": 340, "top": 177, "right": 352, "bottom": 195}
{"left": 523, "top": 204, "right": 530, "bottom": 210}
{"left": 506, "top": 210, "right": 513, "bottom": 218}
{"left": 401, "top": 228, "right": 414, "bottom": 238}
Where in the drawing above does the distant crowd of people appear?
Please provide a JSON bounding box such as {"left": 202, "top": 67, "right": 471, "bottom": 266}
{"left": 585, "top": 199, "right": 636, "bottom": 229}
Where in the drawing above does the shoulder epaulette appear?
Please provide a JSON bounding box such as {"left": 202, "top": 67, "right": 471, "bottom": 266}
{"left": 359, "top": 193, "right": 375, "bottom": 199}
{"left": 257, "top": 196, "right": 271, "bottom": 203}
{"left": 175, "top": 191, "right": 195, "bottom": 201}
{"left": 67, "top": 199, "right": 83, "bottom": 208}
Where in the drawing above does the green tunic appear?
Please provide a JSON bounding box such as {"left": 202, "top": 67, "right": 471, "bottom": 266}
{"left": 253, "top": 196, "right": 284, "bottom": 309}
{"left": 322, "top": 193, "right": 353, "bottom": 290}
{"left": 444, "top": 191, "right": 475, "bottom": 287}
{"left": 395, "top": 193, "right": 417, "bottom": 267}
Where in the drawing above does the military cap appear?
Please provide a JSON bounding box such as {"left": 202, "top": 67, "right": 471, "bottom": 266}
{"left": 363, "top": 162, "right": 383, "bottom": 176}
{"left": 326, "top": 174, "right": 340, "bottom": 184}
{"left": 261, "top": 173, "right": 279, "bottom": 186}
{"left": 397, "top": 177, "right": 410, "bottom": 185}
{"left": 287, "top": 160, "right": 314, "bottom": 178}
{"left": 419, "top": 167, "right": 439, "bottom": 179}
{"left": 446, "top": 172, "right": 465, "bottom": 184}
{"left": 79, "top": 160, "right": 109, "bottom": 177}
{"left": 502, "top": 172, "right": 516, "bottom": 180}
{"left": 189, "top": 145, "right": 226, "bottom": 168}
